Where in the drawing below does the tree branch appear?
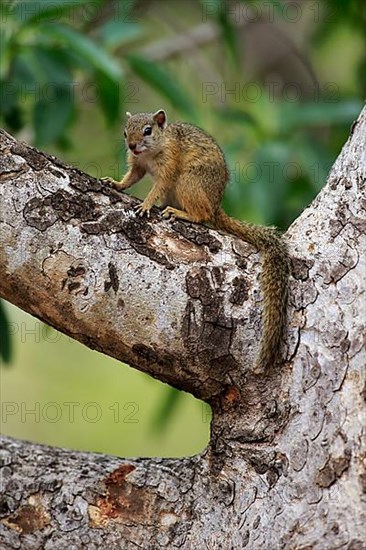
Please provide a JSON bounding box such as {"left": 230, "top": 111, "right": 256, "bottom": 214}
{"left": 0, "top": 128, "right": 260, "bottom": 398}
{"left": 0, "top": 127, "right": 291, "bottom": 441}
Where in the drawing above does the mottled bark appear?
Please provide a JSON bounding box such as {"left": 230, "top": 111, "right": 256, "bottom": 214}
{"left": 0, "top": 107, "right": 365, "bottom": 549}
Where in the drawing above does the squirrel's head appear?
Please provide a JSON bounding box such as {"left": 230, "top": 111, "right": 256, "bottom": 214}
{"left": 123, "top": 109, "right": 167, "bottom": 156}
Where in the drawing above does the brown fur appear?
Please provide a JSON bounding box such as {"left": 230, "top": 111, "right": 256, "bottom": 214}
{"left": 103, "top": 110, "right": 290, "bottom": 370}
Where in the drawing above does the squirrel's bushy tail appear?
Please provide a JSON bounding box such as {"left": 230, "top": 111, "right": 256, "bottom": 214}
{"left": 215, "top": 209, "right": 290, "bottom": 370}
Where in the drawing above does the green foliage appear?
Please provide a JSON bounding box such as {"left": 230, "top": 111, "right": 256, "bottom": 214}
{"left": 0, "top": 300, "right": 12, "bottom": 365}
{"left": 33, "top": 85, "right": 74, "bottom": 147}
{"left": 126, "top": 56, "right": 196, "bottom": 119}
{"left": 0, "top": 0, "right": 123, "bottom": 146}
{"left": 40, "top": 23, "right": 122, "bottom": 80}
{"left": 151, "top": 387, "right": 181, "bottom": 433}
{"left": 98, "top": 19, "right": 143, "bottom": 49}
{"left": 277, "top": 100, "right": 363, "bottom": 132}
{"left": 201, "top": 0, "right": 240, "bottom": 67}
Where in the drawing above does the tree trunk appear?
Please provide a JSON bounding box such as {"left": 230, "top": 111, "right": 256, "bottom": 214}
{"left": 0, "top": 107, "right": 365, "bottom": 549}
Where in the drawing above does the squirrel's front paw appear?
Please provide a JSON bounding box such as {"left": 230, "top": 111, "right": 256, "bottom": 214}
{"left": 101, "top": 176, "right": 128, "bottom": 191}
{"left": 101, "top": 176, "right": 118, "bottom": 187}
{"left": 134, "top": 200, "right": 152, "bottom": 218}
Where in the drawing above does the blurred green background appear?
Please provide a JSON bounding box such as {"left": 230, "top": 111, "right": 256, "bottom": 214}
{"left": 0, "top": 0, "right": 364, "bottom": 457}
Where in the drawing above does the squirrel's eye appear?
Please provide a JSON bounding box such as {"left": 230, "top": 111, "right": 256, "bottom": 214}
{"left": 143, "top": 126, "right": 152, "bottom": 136}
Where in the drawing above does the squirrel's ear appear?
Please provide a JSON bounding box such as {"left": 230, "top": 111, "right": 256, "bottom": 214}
{"left": 126, "top": 111, "right": 132, "bottom": 118}
{"left": 153, "top": 109, "right": 167, "bottom": 128}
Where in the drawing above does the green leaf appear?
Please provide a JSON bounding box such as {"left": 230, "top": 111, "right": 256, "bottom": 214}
{"left": 294, "top": 136, "right": 333, "bottom": 192}
{"left": 9, "top": 47, "right": 73, "bottom": 92}
{"left": 284, "top": 176, "right": 315, "bottom": 228}
{"left": 215, "top": 108, "right": 258, "bottom": 128}
{"left": 1, "top": 51, "right": 40, "bottom": 130}
{"left": 278, "top": 100, "right": 363, "bottom": 132}
{"left": 33, "top": 85, "right": 74, "bottom": 146}
{"left": 126, "top": 55, "right": 195, "bottom": 119}
{"left": 95, "top": 70, "right": 121, "bottom": 126}
{"left": 216, "top": 9, "right": 239, "bottom": 67}
{"left": 40, "top": 23, "right": 122, "bottom": 82}
{"left": 3, "top": 105, "right": 23, "bottom": 131}
{"left": 98, "top": 20, "right": 142, "bottom": 49}
{"left": 55, "top": 133, "right": 73, "bottom": 151}
{"left": 27, "top": 46, "right": 73, "bottom": 84}
{"left": 0, "top": 300, "right": 12, "bottom": 365}
{"left": 150, "top": 387, "right": 182, "bottom": 433}
{"left": 0, "top": 27, "right": 11, "bottom": 79}
{"left": 0, "top": 77, "right": 17, "bottom": 114}
{"left": 251, "top": 141, "right": 290, "bottom": 225}
{"left": 0, "top": 52, "right": 37, "bottom": 130}
{"left": 311, "top": 0, "right": 363, "bottom": 46}
{"left": 10, "top": 52, "right": 38, "bottom": 85}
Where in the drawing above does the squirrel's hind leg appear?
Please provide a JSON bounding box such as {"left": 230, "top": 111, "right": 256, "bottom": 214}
{"left": 168, "top": 183, "right": 213, "bottom": 223}
{"left": 162, "top": 206, "right": 199, "bottom": 222}
{"left": 162, "top": 199, "right": 213, "bottom": 223}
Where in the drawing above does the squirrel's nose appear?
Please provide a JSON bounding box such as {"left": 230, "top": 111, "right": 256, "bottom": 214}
{"left": 129, "top": 143, "right": 136, "bottom": 151}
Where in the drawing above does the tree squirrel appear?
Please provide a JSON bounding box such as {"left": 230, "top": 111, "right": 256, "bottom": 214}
{"left": 103, "top": 109, "right": 290, "bottom": 371}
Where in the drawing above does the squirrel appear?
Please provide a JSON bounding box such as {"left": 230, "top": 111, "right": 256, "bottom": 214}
{"left": 103, "top": 109, "right": 290, "bottom": 371}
